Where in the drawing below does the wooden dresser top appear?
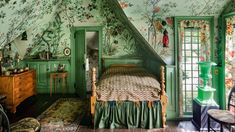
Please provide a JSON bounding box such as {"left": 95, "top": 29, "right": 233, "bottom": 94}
{"left": 0, "top": 70, "right": 35, "bottom": 77}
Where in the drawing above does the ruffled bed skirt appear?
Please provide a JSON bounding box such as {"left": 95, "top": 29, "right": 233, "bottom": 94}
{"left": 94, "top": 100, "right": 163, "bottom": 129}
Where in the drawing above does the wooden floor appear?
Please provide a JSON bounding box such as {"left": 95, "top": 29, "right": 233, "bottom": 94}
{"left": 77, "top": 127, "right": 185, "bottom": 132}
{"left": 5, "top": 94, "right": 198, "bottom": 132}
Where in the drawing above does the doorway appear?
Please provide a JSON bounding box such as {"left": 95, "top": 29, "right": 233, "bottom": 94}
{"left": 86, "top": 32, "right": 99, "bottom": 92}
{"left": 72, "top": 27, "right": 102, "bottom": 98}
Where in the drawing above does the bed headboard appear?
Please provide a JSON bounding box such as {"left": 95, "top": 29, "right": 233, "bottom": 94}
{"left": 102, "top": 57, "right": 143, "bottom": 71}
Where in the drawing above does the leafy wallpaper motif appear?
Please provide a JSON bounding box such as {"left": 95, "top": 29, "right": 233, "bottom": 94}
{"left": 0, "top": 0, "right": 231, "bottom": 61}
{"left": 222, "top": 0, "right": 235, "bottom": 14}
{"left": 25, "top": 14, "right": 65, "bottom": 57}
{"left": 118, "top": 0, "right": 230, "bottom": 64}
{"left": 101, "top": 0, "right": 137, "bottom": 56}
{"left": 0, "top": 0, "right": 59, "bottom": 48}
{"left": 0, "top": 0, "right": 138, "bottom": 58}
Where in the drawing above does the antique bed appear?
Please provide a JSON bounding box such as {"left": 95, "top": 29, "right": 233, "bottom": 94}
{"left": 90, "top": 64, "right": 168, "bottom": 129}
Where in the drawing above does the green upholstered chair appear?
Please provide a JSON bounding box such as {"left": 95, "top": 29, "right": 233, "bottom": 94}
{"left": 0, "top": 105, "right": 40, "bottom": 132}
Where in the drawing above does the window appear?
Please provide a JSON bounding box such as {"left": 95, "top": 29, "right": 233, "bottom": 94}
{"left": 182, "top": 28, "right": 200, "bottom": 114}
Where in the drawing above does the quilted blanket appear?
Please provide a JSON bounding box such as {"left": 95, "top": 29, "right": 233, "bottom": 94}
{"left": 96, "top": 66, "right": 161, "bottom": 101}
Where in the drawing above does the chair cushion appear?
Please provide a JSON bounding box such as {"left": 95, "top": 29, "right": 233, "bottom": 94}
{"left": 207, "top": 109, "right": 235, "bottom": 125}
{"left": 10, "top": 117, "right": 40, "bottom": 132}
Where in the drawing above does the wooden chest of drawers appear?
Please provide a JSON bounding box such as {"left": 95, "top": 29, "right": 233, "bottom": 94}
{"left": 0, "top": 70, "right": 36, "bottom": 113}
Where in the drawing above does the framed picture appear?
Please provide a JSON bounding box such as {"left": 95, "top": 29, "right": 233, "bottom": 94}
{"left": 63, "top": 47, "right": 71, "bottom": 56}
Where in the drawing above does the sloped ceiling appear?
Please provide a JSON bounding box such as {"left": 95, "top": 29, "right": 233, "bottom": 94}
{"left": 0, "top": 0, "right": 60, "bottom": 48}
{"left": 0, "top": 0, "right": 232, "bottom": 63}
{"left": 117, "top": 0, "right": 230, "bottom": 64}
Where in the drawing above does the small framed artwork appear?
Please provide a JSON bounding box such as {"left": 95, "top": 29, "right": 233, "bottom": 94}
{"left": 63, "top": 47, "right": 71, "bottom": 56}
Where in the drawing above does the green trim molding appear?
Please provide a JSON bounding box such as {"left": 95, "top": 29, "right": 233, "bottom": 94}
{"left": 220, "top": 12, "right": 235, "bottom": 109}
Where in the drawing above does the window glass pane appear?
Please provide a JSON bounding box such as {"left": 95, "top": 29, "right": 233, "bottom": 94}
{"left": 192, "top": 57, "right": 199, "bottom": 63}
{"left": 192, "top": 78, "right": 199, "bottom": 84}
{"left": 194, "top": 74, "right": 199, "bottom": 78}
{"left": 187, "top": 78, "right": 193, "bottom": 84}
{"left": 185, "top": 45, "right": 191, "bottom": 50}
{"left": 186, "top": 57, "right": 191, "bottom": 63}
{"left": 192, "top": 31, "right": 199, "bottom": 36}
{"left": 192, "top": 37, "right": 199, "bottom": 43}
{"left": 192, "top": 64, "right": 198, "bottom": 70}
{"left": 185, "top": 65, "right": 191, "bottom": 70}
{"left": 192, "top": 50, "right": 198, "bottom": 56}
{"left": 182, "top": 28, "right": 200, "bottom": 114}
{"left": 185, "top": 85, "right": 192, "bottom": 90}
{"left": 185, "top": 37, "right": 191, "bottom": 43}
{"left": 185, "top": 51, "right": 191, "bottom": 56}
{"left": 185, "top": 30, "right": 191, "bottom": 36}
{"left": 192, "top": 44, "right": 198, "bottom": 50}
{"left": 185, "top": 71, "right": 192, "bottom": 77}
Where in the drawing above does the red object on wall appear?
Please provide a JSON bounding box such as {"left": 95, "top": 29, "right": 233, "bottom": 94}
{"left": 162, "top": 29, "right": 169, "bottom": 47}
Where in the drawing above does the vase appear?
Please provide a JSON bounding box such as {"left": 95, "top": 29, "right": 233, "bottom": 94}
{"left": 197, "top": 61, "right": 216, "bottom": 87}
{"left": 196, "top": 61, "right": 217, "bottom": 105}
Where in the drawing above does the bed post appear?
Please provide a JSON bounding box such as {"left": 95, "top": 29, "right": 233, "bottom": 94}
{"left": 160, "top": 66, "right": 168, "bottom": 128}
{"left": 90, "top": 67, "right": 97, "bottom": 124}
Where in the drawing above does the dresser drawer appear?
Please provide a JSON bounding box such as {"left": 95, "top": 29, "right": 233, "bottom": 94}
{"left": 14, "top": 74, "right": 34, "bottom": 84}
{"left": 0, "top": 70, "right": 36, "bottom": 113}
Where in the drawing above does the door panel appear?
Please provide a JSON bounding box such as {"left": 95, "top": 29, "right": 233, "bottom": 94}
{"left": 75, "top": 30, "right": 86, "bottom": 98}
{"left": 37, "top": 63, "right": 49, "bottom": 89}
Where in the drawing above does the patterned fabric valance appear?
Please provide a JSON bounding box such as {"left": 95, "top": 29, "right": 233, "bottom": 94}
{"left": 179, "top": 20, "right": 211, "bottom": 61}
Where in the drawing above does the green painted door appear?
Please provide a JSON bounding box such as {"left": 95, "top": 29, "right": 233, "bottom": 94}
{"left": 75, "top": 30, "right": 87, "bottom": 98}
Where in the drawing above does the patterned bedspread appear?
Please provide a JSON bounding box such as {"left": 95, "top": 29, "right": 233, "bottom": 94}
{"left": 96, "top": 66, "right": 161, "bottom": 101}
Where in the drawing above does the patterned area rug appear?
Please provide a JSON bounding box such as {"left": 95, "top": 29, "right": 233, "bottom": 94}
{"left": 37, "top": 98, "right": 88, "bottom": 132}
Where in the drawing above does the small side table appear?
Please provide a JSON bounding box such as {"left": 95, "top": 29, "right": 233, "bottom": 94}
{"left": 207, "top": 109, "right": 235, "bottom": 132}
{"left": 50, "top": 71, "right": 68, "bottom": 96}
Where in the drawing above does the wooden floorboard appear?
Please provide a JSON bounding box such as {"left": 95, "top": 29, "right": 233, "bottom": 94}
{"left": 77, "top": 127, "right": 185, "bottom": 132}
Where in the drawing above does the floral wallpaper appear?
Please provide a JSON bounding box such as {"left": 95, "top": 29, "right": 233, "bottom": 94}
{"left": 225, "top": 16, "right": 235, "bottom": 96}
{"left": 0, "top": 0, "right": 232, "bottom": 62}
{"left": 0, "top": 0, "right": 59, "bottom": 48}
{"left": 0, "top": 0, "right": 139, "bottom": 59}
{"left": 118, "top": 0, "right": 230, "bottom": 64}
